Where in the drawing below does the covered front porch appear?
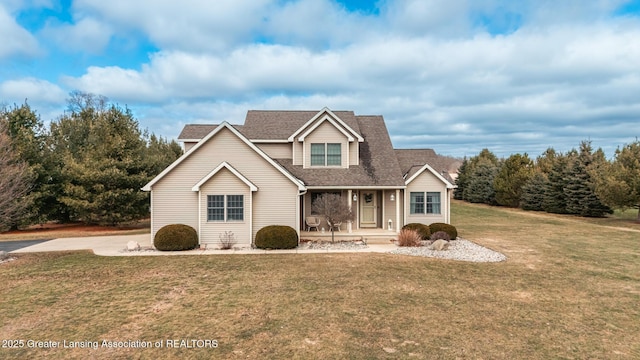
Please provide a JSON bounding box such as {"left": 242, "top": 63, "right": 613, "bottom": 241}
{"left": 300, "top": 188, "right": 404, "bottom": 234}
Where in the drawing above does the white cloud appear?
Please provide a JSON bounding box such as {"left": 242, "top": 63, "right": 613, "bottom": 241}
{"left": 0, "top": 5, "right": 40, "bottom": 58}
{"left": 74, "top": 0, "right": 274, "bottom": 52}
{"left": 42, "top": 17, "right": 113, "bottom": 54}
{"left": 0, "top": 77, "right": 67, "bottom": 104}
{"left": 10, "top": 0, "right": 640, "bottom": 157}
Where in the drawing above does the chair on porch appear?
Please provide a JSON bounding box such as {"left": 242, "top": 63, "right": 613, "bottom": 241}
{"left": 327, "top": 219, "right": 342, "bottom": 232}
{"left": 305, "top": 216, "right": 321, "bottom": 231}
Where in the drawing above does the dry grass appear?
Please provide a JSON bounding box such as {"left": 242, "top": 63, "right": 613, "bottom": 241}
{"left": 1, "top": 202, "right": 639, "bottom": 359}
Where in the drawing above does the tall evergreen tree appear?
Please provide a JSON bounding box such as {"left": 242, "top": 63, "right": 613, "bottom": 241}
{"left": 543, "top": 151, "right": 574, "bottom": 214}
{"left": 564, "top": 141, "right": 612, "bottom": 217}
{"left": 464, "top": 162, "right": 499, "bottom": 205}
{"left": 458, "top": 149, "right": 501, "bottom": 204}
{"left": 48, "top": 92, "right": 182, "bottom": 225}
{"left": 454, "top": 157, "right": 469, "bottom": 200}
{"left": 494, "top": 153, "right": 534, "bottom": 207}
{"left": 520, "top": 172, "right": 548, "bottom": 211}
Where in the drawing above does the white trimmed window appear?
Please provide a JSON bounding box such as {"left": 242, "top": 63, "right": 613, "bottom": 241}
{"left": 207, "top": 195, "right": 244, "bottom": 221}
{"left": 410, "top": 192, "right": 441, "bottom": 214}
{"left": 310, "top": 143, "right": 341, "bottom": 166}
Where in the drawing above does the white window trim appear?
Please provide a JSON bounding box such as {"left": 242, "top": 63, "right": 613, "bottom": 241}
{"left": 309, "top": 142, "right": 342, "bottom": 167}
{"left": 207, "top": 194, "right": 245, "bottom": 222}
{"left": 409, "top": 191, "right": 442, "bottom": 215}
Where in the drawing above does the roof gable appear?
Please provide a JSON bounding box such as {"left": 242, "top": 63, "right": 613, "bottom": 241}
{"left": 288, "top": 108, "right": 364, "bottom": 143}
{"left": 192, "top": 162, "right": 258, "bottom": 192}
{"left": 142, "top": 122, "right": 305, "bottom": 191}
{"left": 405, "top": 163, "right": 455, "bottom": 189}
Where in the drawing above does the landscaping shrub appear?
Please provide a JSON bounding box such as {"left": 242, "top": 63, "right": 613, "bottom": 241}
{"left": 397, "top": 229, "right": 422, "bottom": 247}
{"left": 429, "top": 223, "right": 458, "bottom": 240}
{"left": 255, "top": 225, "right": 298, "bottom": 249}
{"left": 154, "top": 224, "right": 198, "bottom": 251}
{"left": 401, "top": 223, "right": 431, "bottom": 240}
{"left": 430, "top": 231, "right": 451, "bottom": 242}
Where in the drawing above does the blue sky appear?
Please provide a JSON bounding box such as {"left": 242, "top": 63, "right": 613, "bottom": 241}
{"left": 2, "top": 0, "right": 640, "bottom": 158}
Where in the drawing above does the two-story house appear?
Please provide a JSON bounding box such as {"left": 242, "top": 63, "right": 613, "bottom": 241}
{"left": 142, "top": 108, "right": 455, "bottom": 247}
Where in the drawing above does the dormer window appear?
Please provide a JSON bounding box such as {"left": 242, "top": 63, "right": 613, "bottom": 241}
{"left": 311, "top": 143, "right": 341, "bottom": 166}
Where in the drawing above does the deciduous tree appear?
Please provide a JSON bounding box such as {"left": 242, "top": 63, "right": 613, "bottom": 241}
{"left": 311, "top": 193, "right": 354, "bottom": 242}
{"left": 0, "top": 121, "right": 33, "bottom": 230}
{"left": 593, "top": 140, "right": 640, "bottom": 221}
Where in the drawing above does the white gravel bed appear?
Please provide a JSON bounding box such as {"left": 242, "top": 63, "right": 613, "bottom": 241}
{"left": 298, "top": 240, "right": 368, "bottom": 250}
{"left": 388, "top": 239, "right": 507, "bottom": 263}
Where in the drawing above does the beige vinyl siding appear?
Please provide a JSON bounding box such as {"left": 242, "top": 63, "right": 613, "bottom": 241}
{"left": 293, "top": 141, "right": 303, "bottom": 165}
{"left": 304, "top": 122, "right": 349, "bottom": 168}
{"left": 349, "top": 141, "right": 359, "bottom": 166}
{"left": 255, "top": 143, "right": 291, "bottom": 159}
{"left": 405, "top": 171, "right": 448, "bottom": 224}
{"left": 383, "top": 190, "right": 398, "bottom": 230}
{"left": 183, "top": 142, "right": 197, "bottom": 152}
{"left": 150, "top": 127, "right": 299, "bottom": 242}
{"left": 199, "top": 168, "right": 251, "bottom": 246}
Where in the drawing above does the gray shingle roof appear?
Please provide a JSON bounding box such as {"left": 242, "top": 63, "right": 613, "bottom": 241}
{"left": 176, "top": 110, "right": 456, "bottom": 188}
{"left": 395, "top": 149, "right": 460, "bottom": 184}
{"left": 274, "top": 115, "right": 405, "bottom": 187}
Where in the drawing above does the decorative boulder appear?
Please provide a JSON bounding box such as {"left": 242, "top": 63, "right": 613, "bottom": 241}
{"left": 429, "top": 239, "right": 450, "bottom": 251}
{"left": 126, "top": 241, "right": 140, "bottom": 251}
{"left": 0, "top": 250, "right": 8, "bottom": 260}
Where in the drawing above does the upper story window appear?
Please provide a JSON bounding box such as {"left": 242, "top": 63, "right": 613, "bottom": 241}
{"left": 311, "top": 143, "right": 341, "bottom": 166}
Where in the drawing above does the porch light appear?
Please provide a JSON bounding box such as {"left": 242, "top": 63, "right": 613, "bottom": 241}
{"left": 353, "top": 194, "right": 357, "bottom": 202}
{"left": 390, "top": 194, "right": 395, "bottom": 201}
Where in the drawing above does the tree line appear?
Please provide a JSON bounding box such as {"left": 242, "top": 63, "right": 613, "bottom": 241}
{"left": 0, "top": 92, "right": 183, "bottom": 230}
{"left": 455, "top": 140, "right": 640, "bottom": 221}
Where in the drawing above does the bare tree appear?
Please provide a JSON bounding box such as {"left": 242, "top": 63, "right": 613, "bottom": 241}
{"left": 0, "top": 122, "right": 32, "bottom": 230}
{"left": 311, "top": 193, "right": 354, "bottom": 242}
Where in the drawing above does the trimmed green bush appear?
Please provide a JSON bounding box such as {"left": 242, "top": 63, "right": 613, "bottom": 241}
{"left": 429, "top": 223, "right": 458, "bottom": 240}
{"left": 154, "top": 224, "right": 198, "bottom": 251}
{"left": 255, "top": 225, "right": 298, "bottom": 249}
{"left": 401, "top": 223, "right": 431, "bottom": 240}
{"left": 430, "top": 231, "right": 451, "bottom": 242}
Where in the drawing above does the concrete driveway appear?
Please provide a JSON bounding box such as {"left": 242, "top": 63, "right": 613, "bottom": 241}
{"left": 8, "top": 233, "right": 396, "bottom": 256}
{"left": 11, "top": 234, "right": 152, "bottom": 256}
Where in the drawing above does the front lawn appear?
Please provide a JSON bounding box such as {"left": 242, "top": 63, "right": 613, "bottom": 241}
{"left": 1, "top": 201, "right": 639, "bottom": 359}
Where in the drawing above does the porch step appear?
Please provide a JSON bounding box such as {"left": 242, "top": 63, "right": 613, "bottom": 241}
{"left": 299, "top": 232, "right": 398, "bottom": 245}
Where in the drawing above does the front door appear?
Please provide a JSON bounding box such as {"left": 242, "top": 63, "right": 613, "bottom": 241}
{"left": 360, "top": 191, "right": 377, "bottom": 228}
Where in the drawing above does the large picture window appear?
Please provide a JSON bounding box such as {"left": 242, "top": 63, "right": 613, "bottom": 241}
{"left": 310, "top": 143, "right": 341, "bottom": 166}
{"left": 207, "top": 195, "right": 244, "bottom": 221}
{"left": 410, "top": 192, "right": 441, "bottom": 214}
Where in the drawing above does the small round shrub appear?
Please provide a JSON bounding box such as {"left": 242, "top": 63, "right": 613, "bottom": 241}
{"left": 154, "top": 224, "right": 198, "bottom": 251}
{"left": 255, "top": 225, "right": 298, "bottom": 249}
{"left": 428, "top": 223, "right": 458, "bottom": 240}
{"left": 430, "top": 231, "right": 451, "bottom": 242}
{"left": 401, "top": 223, "right": 431, "bottom": 240}
{"left": 397, "top": 229, "right": 422, "bottom": 247}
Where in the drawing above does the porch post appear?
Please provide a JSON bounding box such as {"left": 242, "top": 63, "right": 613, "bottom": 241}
{"left": 347, "top": 189, "right": 353, "bottom": 233}
{"left": 395, "top": 189, "right": 401, "bottom": 232}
